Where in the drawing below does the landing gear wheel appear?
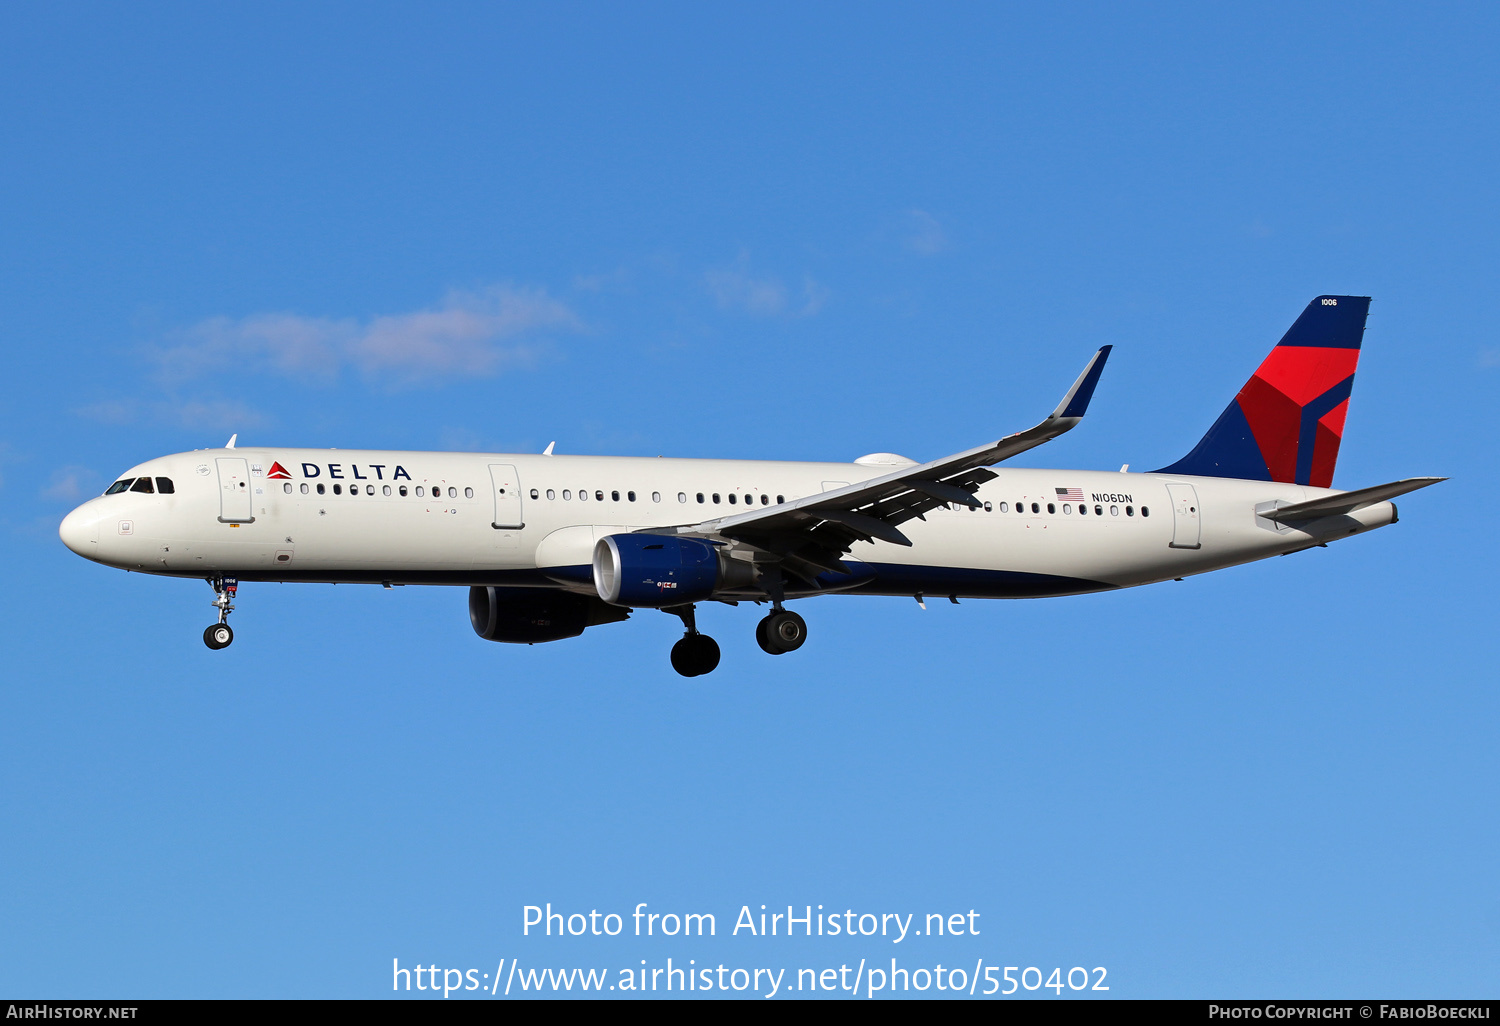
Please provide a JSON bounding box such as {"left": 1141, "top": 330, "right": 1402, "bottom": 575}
{"left": 756, "top": 616, "right": 776, "bottom": 654}
{"left": 203, "top": 623, "right": 234, "bottom": 650}
{"left": 757, "top": 610, "right": 806, "bottom": 654}
{"left": 670, "top": 634, "right": 721, "bottom": 677}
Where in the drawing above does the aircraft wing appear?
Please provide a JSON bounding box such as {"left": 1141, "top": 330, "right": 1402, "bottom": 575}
{"left": 1260, "top": 476, "right": 1446, "bottom": 522}
{"left": 663, "top": 346, "right": 1112, "bottom": 580}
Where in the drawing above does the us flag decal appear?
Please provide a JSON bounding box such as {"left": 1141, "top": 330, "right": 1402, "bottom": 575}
{"left": 1056, "top": 487, "right": 1084, "bottom": 502}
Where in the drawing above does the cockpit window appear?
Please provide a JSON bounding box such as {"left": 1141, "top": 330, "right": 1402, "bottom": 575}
{"left": 105, "top": 479, "right": 134, "bottom": 495}
{"left": 130, "top": 477, "right": 155, "bottom": 494}
{"left": 155, "top": 477, "right": 175, "bottom": 494}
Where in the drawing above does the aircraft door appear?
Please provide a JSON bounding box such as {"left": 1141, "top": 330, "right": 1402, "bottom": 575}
{"left": 215, "top": 457, "right": 255, "bottom": 523}
{"left": 488, "top": 464, "right": 524, "bottom": 529}
{"left": 1166, "top": 483, "right": 1201, "bottom": 549}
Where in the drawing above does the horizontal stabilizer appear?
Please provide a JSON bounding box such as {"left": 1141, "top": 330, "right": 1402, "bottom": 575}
{"left": 1261, "top": 477, "right": 1446, "bottom": 522}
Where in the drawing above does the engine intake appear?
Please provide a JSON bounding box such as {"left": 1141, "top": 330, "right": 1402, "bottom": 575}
{"left": 468, "top": 587, "right": 628, "bottom": 644}
{"left": 593, "top": 534, "right": 750, "bottom": 607}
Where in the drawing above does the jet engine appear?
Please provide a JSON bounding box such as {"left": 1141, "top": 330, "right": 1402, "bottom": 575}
{"left": 592, "top": 534, "right": 753, "bottom": 608}
{"left": 468, "top": 586, "right": 629, "bottom": 644}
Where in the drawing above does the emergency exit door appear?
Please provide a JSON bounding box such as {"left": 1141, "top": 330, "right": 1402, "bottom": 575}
{"left": 1166, "top": 483, "right": 1201, "bottom": 549}
{"left": 216, "top": 457, "right": 255, "bottom": 523}
{"left": 488, "top": 464, "right": 524, "bottom": 529}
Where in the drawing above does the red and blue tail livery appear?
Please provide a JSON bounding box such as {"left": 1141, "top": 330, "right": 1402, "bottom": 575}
{"left": 1156, "top": 295, "right": 1370, "bottom": 487}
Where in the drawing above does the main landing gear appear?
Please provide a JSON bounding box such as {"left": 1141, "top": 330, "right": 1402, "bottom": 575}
{"left": 756, "top": 608, "right": 807, "bottom": 655}
{"left": 665, "top": 599, "right": 810, "bottom": 677}
{"left": 203, "top": 576, "right": 237, "bottom": 650}
{"left": 755, "top": 567, "right": 806, "bottom": 655}
{"left": 666, "top": 604, "right": 720, "bottom": 677}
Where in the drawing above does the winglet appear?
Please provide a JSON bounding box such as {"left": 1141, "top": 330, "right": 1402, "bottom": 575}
{"left": 543, "top": 441, "right": 556, "bottom": 456}
{"left": 1051, "top": 346, "right": 1112, "bottom": 421}
{"left": 225, "top": 433, "right": 237, "bottom": 449}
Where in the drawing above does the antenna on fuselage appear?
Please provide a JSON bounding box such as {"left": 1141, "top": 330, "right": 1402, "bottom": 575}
{"left": 542, "top": 441, "right": 555, "bottom": 456}
{"left": 225, "top": 434, "right": 237, "bottom": 449}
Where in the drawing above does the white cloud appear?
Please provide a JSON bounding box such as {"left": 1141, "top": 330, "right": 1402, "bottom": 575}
{"left": 705, "top": 255, "right": 826, "bottom": 317}
{"left": 41, "top": 465, "right": 101, "bottom": 502}
{"left": 76, "top": 397, "right": 270, "bottom": 432}
{"left": 905, "top": 209, "right": 948, "bottom": 256}
{"left": 150, "top": 284, "right": 580, "bottom": 387}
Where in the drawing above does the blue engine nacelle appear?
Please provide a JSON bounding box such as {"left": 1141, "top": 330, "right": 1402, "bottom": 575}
{"left": 469, "top": 586, "right": 630, "bottom": 644}
{"left": 593, "top": 534, "right": 737, "bottom": 607}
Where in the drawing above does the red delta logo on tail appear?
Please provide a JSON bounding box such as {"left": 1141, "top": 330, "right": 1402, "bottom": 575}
{"left": 1155, "top": 296, "right": 1370, "bottom": 487}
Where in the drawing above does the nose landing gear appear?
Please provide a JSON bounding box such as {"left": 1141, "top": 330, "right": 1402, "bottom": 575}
{"left": 666, "top": 604, "right": 720, "bottom": 677}
{"left": 203, "top": 576, "right": 237, "bottom": 650}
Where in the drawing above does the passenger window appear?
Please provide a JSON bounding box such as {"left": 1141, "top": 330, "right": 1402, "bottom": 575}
{"left": 595, "top": 490, "right": 603, "bottom": 501}
{"left": 696, "top": 493, "right": 704, "bottom": 503}
{"left": 983, "top": 501, "right": 993, "bottom": 512}
{"left": 612, "top": 490, "right": 620, "bottom": 501}
{"left": 301, "top": 483, "right": 310, "bottom": 494}
{"left": 284, "top": 483, "right": 293, "bottom": 494}
{"left": 530, "top": 488, "right": 539, "bottom": 499}
{"left": 1063, "top": 503, "right": 1071, "bottom": 514}
{"left": 1126, "top": 505, "right": 1134, "bottom": 516}
{"left": 1030, "top": 502, "right": 1039, "bottom": 513}
{"left": 579, "top": 489, "right": 588, "bottom": 501}
{"left": 1141, "top": 506, "right": 1150, "bottom": 517}
{"left": 728, "top": 493, "right": 737, "bottom": 504}
{"left": 1095, "top": 505, "right": 1103, "bottom": 515}
{"left": 131, "top": 478, "right": 154, "bottom": 494}
{"left": 562, "top": 489, "right": 571, "bottom": 500}
{"left": 761, "top": 494, "right": 769, "bottom": 505}
{"left": 317, "top": 483, "right": 326, "bottom": 495}
{"left": 652, "top": 492, "right": 661, "bottom": 503}
{"left": 1079, "top": 503, "right": 1087, "bottom": 515}
{"left": 464, "top": 487, "right": 473, "bottom": 498}
{"left": 629, "top": 491, "right": 637, "bottom": 502}
{"left": 156, "top": 477, "right": 175, "bottom": 494}
{"left": 1047, "top": 503, "right": 1055, "bottom": 514}
{"left": 712, "top": 493, "right": 720, "bottom": 504}
{"left": 383, "top": 485, "right": 392, "bottom": 496}
{"left": 546, "top": 489, "right": 555, "bottom": 500}
{"left": 399, "top": 486, "right": 408, "bottom": 497}
{"left": 677, "top": 493, "right": 686, "bottom": 503}
{"left": 105, "top": 479, "right": 133, "bottom": 495}
{"left": 776, "top": 495, "right": 785, "bottom": 504}
{"left": 333, "top": 484, "right": 342, "bottom": 495}
{"left": 368, "top": 485, "right": 376, "bottom": 495}
{"left": 998, "top": 501, "right": 1009, "bottom": 512}
{"left": 1110, "top": 505, "right": 1119, "bottom": 516}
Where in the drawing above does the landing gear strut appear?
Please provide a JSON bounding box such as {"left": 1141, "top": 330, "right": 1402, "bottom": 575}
{"left": 666, "top": 604, "right": 720, "bottom": 677}
{"left": 203, "top": 576, "right": 237, "bottom": 650}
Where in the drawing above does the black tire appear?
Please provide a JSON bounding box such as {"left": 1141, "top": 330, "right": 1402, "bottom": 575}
{"left": 203, "top": 623, "right": 233, "bottom": 650}
{"left": 756, "top": 615, "right": 778, "bottom": 654}
{"left": 670, "top": 634, "right": 720, "bottom": 677}
{"left": 692, "top": 634, "right": 721, "bottom": 675}
{"left": 767, "top": 610, "right": 806, "bottom": 652}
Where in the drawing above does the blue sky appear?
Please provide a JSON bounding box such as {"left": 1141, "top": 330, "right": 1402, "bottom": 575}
{"left": 2, "top": 3, "right": 1497, "bottom": 999}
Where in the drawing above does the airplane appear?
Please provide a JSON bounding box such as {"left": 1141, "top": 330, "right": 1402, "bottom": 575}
{"left": 59, "top": 296, "right": 1443, "bottom": 677}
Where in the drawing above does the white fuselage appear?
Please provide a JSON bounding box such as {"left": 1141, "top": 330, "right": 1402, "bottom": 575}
{"left": 58, "top": 447, "right": 1397, "bottom": 599}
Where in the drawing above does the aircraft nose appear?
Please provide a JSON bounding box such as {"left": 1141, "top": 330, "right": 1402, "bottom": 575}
{"left": 59, "top": 502, "right": 102, "bottom": 557}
